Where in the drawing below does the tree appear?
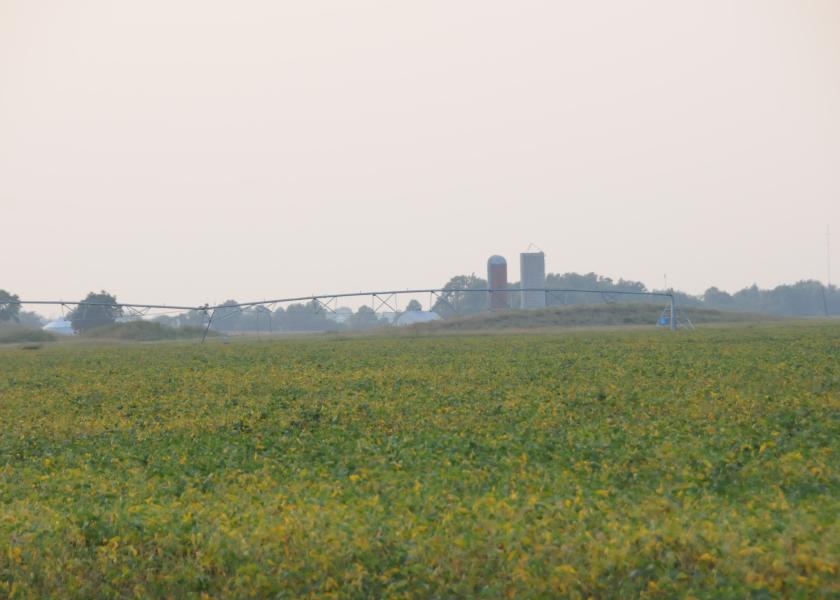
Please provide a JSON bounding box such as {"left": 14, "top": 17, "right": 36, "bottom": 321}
{"left": 544, "top": 272, "right": 649, "bottom": 306}
{"left": 18, "top": 311, "right": 45, "bottom": 328}
{"left": 69, "top": 291, "right": 123, "bottom": 333}
{"left": 731, "top": 285, "right": 763, "bottom": 313}
{"left": 405, "top": 299, "right": 422, "bottom": 312}
{"left": 248, "top": 305, "right": 274, "bottom": 332}
{"left": 155, "top": 308, "right": 209, "bottom": 328}
{"left": 763, "top": 280, "right": 830, "bottom": 316}
{"left": 432, "top": 274, "right": 488, "bottom": 317}
{"left": 0, "top": 289, "right": 21, "bottom": 322}
{"left": 220, "top": 304, "right": 276, "bottom": 333}
{"left": 280, "top": 301, "right": 335, "bottom": 331}
{"left": 211, "top": 300, "right": 242, "bottom": 332}
{"left": 349, "top": 305, "right": 382, "bottom": 330}
{"left": 702, "top": 287, "right": 732, "bottom": 308}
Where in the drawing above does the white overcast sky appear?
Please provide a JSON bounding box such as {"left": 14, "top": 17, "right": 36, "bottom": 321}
{"left": 2, "top": 1, "right": 839, "bottom": 306}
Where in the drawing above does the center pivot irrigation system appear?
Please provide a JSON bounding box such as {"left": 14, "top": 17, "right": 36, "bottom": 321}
{"left": 11, "top": 287, "right": 682, "bottom": 341}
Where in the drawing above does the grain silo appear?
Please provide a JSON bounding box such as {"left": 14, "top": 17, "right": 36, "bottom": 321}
{"left": 486, "top": 255, "right": 509, "bottom": 310}
{"left": 520, "top": 251, "right": 546, "bottom": 309}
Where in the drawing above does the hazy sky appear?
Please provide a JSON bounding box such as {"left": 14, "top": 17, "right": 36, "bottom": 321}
{"left": 2, "top": 1, "right": 839, "bottom": 307}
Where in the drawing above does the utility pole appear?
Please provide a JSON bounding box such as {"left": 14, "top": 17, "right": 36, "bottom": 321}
{"left": 669, "top": 291, "right": 677, "bottom": 332}
{"left": 828, "top": 225, "right": 832, "bottom": 289}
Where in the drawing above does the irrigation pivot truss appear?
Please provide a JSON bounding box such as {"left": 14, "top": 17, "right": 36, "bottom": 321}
{"left": 9, "top": 300, "right": 202, "bottom": 313}
{"left": 9, "top": 287, "right": 679, "bottom": 340}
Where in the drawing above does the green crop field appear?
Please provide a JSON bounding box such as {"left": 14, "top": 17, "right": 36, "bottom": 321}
{"left": 1, "top": 323, "right": 839, "bottom": 598}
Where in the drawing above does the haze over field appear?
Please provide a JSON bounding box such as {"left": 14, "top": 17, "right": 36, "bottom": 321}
{"left": 2, "top": 1, "right": 839, "bottom": 305}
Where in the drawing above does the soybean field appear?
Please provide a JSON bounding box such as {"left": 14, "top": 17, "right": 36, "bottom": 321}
{"left": 1, "top": 323, "right": 839, "bottom": 598}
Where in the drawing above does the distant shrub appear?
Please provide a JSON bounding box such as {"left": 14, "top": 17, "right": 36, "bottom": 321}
{"left": 82, "top": 321, "right": 213, "bottom": 341}
{"left": 0, "top": 326, "right": 57, "bottom": 343}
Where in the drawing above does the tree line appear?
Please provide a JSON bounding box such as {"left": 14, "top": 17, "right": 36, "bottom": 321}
{"left": 430, "top": 273, "right": 839, "bottom": 317}
{"left": 154, "top": 300, "right": 393, "bottom": 333}
{"left": 1, "top": 276, "right": 837, "bottom": 334}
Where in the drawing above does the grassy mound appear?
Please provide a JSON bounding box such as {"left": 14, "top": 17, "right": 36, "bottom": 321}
{"left": 0, "top": 326, "right": 57, "bottom": 344}
{"left": 82, "top": 320, "right": 212, "bottom": 341}
{"left": 413, "top": 303, "right": 779, "bottom": 332}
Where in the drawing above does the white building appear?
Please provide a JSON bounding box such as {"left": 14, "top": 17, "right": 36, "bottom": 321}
{"left": 42, "top": 319, "right": 75, "bottom": 335}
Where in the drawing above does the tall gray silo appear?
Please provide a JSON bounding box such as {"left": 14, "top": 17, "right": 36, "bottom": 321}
{"left": 520, "top": 252, "right": 546, "bottom": 309}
